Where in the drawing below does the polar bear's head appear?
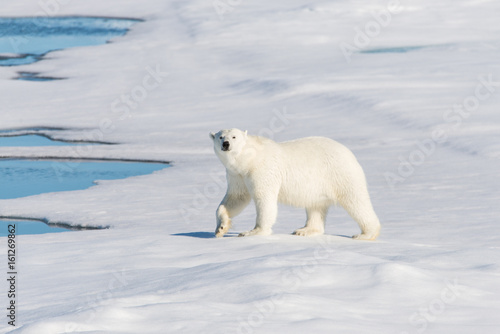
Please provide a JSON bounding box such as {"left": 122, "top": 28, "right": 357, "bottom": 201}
{"left": 210, "top": 128, "right": 248, "bottom": 155}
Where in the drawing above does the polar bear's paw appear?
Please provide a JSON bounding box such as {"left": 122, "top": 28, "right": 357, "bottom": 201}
{"left": 352, "top": 233, "right": 378, "bottom": 241}
{"left": 293, "top": 227, "right": 324, "bottom": 237}
{"left": 238, "top": 228, "right": 272, "bottom": 237}
{"left": 215, "top": 221, "right": 231, "bottom": 238}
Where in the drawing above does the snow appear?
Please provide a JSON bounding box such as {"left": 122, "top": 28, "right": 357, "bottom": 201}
{"left": 1, "top": 0, "right": 500, "bottom": 333}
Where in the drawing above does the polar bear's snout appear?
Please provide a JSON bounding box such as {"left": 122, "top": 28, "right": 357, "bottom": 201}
{"left": 222, "top": 141, "right": 230, "bottom": 151}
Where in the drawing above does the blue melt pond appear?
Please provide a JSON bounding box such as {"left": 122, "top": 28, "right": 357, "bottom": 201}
{"left": 1, "top": 220, "right": 68, "bottom": 236}
{"left": 0, "top": 134, "right": 82, "bottom": 147}
{"left": 0, "top": 159, "right": 167, "bottom": 200}
{"left": 0, "top": 159, "right": 167, "bottom": 236}
{"left": 360, "top": 46, "right": 425, "bottom": 54}
{"left": 0, "top": 134, "right": 167, "bottom": 236}
{"left": 0, "top": 16, "right": 140, "bottom": 66}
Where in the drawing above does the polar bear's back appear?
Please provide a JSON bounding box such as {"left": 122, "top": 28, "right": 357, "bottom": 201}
{"left": 280, "top": 136, "right": 355, "bottom": 163}
{"left": 276, "top": 136, "right": 367, "bottom": 207}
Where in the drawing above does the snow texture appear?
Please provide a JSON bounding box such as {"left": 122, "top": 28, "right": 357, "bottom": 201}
{"left": 1, "top": 0, "right": 500, "bottom": 333}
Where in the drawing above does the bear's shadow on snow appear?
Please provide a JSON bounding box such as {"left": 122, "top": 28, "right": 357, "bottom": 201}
{"left": 172, "top": 232, "right": 242, "bottom": 239}
{"left": 173, "top": 231, "right": 354, "bottom": 239}
{"left": 172, "top": 232, "right": 216, "bottom": 239}
{"left": 173, "top": 232, "right": 243, "bottom": 238}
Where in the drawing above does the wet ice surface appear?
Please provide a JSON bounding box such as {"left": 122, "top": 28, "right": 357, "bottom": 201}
{"left": 0, "top": 16, "right": 140, "bottom": 67}
{"left": 15, "top": 71, "right": 65, "bottom": 81}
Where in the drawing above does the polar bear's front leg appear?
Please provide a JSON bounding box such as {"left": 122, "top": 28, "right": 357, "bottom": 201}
{"left": 215, "top": 205, "right": 232, "bottom": 238}
{"left": 215, "top": 189, "right": 251, "bottom": 238}
{"left": 238, "top": 228, "right": 273, "bottom": 237}
{"left": 293, "top": 206, "right": 328, "bottom": 236}
{"left": 239, "top": 196, "right": 277, "bottom": 237}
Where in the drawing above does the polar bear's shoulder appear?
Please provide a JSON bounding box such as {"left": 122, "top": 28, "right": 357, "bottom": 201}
{"left": 280, "top": 136, "right": 337, "bottom": 144}
{"left": 279, "top": 136, "right": 345, "bottom": 150}
{"left": 246, "top": 135, "right": 281, "bottom": 151}
{"left": 248, "top": 135, "right": 275, "bottom": 145}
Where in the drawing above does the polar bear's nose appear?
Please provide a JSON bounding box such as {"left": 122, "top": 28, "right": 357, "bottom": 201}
{"left": 222, "top": 141, "right": 230, "bottom": 150}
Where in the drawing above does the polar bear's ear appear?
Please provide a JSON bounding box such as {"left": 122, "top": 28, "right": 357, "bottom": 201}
{"left": 209, "top": 132, "right": 215, "bottom": 140}
{"left": 244, "top": 130, "right": 248, "bottom": 138}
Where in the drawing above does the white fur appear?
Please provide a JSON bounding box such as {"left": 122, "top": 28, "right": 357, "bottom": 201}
{"left": 210, "top": 128, "right": 381, "bottom": 240}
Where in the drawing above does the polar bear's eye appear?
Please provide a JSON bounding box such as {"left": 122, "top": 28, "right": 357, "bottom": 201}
{"left": 219, "top": 136, "right": 223, "bottom": 139}
{"left": 232, "top": 136, "right": 236, "bottom": 139}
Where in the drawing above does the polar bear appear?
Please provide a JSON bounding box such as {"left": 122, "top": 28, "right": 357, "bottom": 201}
{"left": 210, "top": 128, "right": 381, "bottom": 240}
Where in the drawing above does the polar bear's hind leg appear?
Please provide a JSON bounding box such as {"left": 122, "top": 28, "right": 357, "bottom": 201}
{"left": 341, "top": 193, "right": 381, "bottom": 241}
